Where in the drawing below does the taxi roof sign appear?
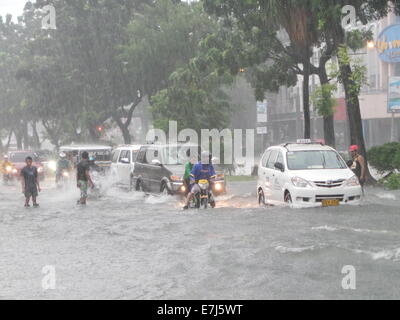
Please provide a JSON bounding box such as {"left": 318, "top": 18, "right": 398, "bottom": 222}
{"left": 296, "top": 139, "right": 312, "bottom": 144}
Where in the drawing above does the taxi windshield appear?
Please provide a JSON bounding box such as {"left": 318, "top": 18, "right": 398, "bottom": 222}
{"left": 286, "top": 150, "right": 347, "bottom": 170}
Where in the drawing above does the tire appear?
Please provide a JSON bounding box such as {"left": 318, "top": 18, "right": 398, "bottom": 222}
{"left": 202, "top": 198, "right": 208, "bottom": 209}
{"left": 284, "top": 192, "right": 292, "bottom": 204}
{"left": 258, "top": 189, "right": 266, "bottom": 206}
{"left": 195, "top": 194, "right": 201, "bottom": 208}
{"left": 161, "top": 182, "right": 172, "bottom": 196}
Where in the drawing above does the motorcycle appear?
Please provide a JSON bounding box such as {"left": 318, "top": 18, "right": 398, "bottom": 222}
{"left": 193, "top": 179, "right": 216, "bottom": 209}
{"left": 3, "top": 165, "right": 17, "bottom": 185}
{"left": 56, "top": 169, "right": 71, "bottom": 188}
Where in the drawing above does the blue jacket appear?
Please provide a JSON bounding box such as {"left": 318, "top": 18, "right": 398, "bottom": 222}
{"left": 190, "top": 162, "right": 216, "bottom": 182}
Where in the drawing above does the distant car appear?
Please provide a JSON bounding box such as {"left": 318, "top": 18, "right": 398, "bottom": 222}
{"left": 110, "top": 145, "right": 142, "bottom": 186}
{"left": 8, "top": 151, "right": 45, "bottom": 181}
{"left": 132, "top": 144, "right": 226, "bottom": 196}
{"left": 257, "top": 141, "right": 362, "bottom": 207}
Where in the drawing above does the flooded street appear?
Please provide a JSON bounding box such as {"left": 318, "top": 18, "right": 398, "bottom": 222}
{"left": 0, "top": 180, "right": 400, "bottom": 300}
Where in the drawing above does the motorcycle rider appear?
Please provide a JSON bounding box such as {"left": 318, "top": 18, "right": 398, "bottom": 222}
{"left": 183, "top": 151, "right": 216, "bottom": 210}
{"left": 1, "top": 155, "right": 14, "bottom": 183}
{"left": 183, "top": 155, "right": 196, "bottom": 196}
{"left": 56, "top": 152, "right": 71, "bottom": 183}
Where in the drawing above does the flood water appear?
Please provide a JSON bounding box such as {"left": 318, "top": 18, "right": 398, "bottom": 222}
{"left": 0, "top": 179, "right": 400, "bottom": 299}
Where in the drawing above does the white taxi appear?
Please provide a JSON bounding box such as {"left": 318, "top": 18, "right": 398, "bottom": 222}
{"left": 257, "top": 141, "right": 362, "bottom": 207}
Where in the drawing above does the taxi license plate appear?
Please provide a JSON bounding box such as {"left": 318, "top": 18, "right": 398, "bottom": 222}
{"left": 322, "top": 199, "right": 340, "bottom": 207}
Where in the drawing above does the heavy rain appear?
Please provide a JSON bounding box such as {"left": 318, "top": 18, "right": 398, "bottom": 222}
{"left": 1, "top": 0, "right": 400, "bottom": 301}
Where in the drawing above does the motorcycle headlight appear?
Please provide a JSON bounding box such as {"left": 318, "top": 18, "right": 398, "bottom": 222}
{"left": 63, "top": 172, "right": 69, "bottom": 177}
{"left": 48, "top": 161, "right": 57, "bottom": 172}
{"left": 199, "top": 182, "right": 209, "bottom": 190}
{"left": 12, "top": 168, "right": 17, "bottom": 174}
{"left": 345, "top": 175, "right": 360, "bottom": 187}
{"left": 291, "top": 176, "right": 311, "bottom": 188}
{"left": 6, "top": 166, "right": 12, "bottom": 173}
{"left": 38, "top": 167, "right": 43, "bottom": 173}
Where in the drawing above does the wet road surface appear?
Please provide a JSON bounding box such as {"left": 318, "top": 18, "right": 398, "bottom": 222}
{"left": 0, "top": 179, "right": 400, "bottom": 299}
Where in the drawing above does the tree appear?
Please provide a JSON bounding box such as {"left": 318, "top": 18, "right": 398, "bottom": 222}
{"left": 203, "top": 0, "right": 322, "bottom": 140}
{"left": 313, "top": 0, "right": 400, "bottom": 183}
{"left": 123, "top": 0, "right": 235, "bottom": 133}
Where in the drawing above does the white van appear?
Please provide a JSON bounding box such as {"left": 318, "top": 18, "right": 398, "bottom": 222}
{"left": 110, "top": 145, "right": 142, "bottom": 186}
{"left": 257, "top": 141, "right": 362, "bottom": 207}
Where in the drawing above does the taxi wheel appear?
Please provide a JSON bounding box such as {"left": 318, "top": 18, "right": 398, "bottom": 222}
{"left": 258, "top": 189, "right": 266, "bottom": 206}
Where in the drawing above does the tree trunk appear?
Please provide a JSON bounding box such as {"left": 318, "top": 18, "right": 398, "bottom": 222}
{"left": 120, "top": 125, "right": 132, "bottom": 144}
{"left": 22, "top": 120, "right": 30, "bottom": 150}
{"left": 31, "top": 122, "right": 41, "bottom": 149}
{"left": 318, "top": 67, "right": 336, "bottom": 147}
{"left": 112, "top": 100, "right": 141, "bottom": 144}
{"left": 338, "top": 55, "right": 375, "bottom": 184}
{"left": 42, "top": 121, "right": 60, "bottom": 150}
{"left": 16, "top": 131, "right": 23, "bottom": 149}
{"left": 303, "top": 59, "right": 311, "bottom": 139}
{"left": 5, "top": 130, "right": 13, "bottom": 151}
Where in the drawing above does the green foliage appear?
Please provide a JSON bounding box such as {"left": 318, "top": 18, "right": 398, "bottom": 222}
{"left": 367, "top": 142, "right": 400, "bottom": 173}
{"left": 380, "top": 174, "right": 400, "bottom": 191}
{"left": 311, "top": 83, "right": 337, "bottom": 117}
{"left": 335, "top": 45, "right": 368, "bottom": 104}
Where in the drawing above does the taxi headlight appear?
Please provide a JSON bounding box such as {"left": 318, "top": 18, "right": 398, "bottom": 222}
{"left": 345, "top": 175, "right": 360, "bottom": 187}
{"left": 170, "top": 175, "right": 182, "bottom": 182}
{"left": 291, "top": 177, "right": 312, "bottom": 188}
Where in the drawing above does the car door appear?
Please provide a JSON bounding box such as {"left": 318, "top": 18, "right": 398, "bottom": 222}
{"left": 272, "top": 151, "right": 286, "bottom": 202}
{"left": 265, "top": 149, "right": 279, "bottom": 201}
{"left": 118, "top": 150, "right": 131, "bottom": 184}
{"left": 130, "top": 149, "right": 139, "bottom": 176}
{"left": 110, "top": 149, "right": 120, "bottom": 180}
{"left": 134, "top": 147, "right": 151, "bottom": 190}
{"left": 258, "top": 150, "right": 272, "bottom": 199}
{"left": 146, "top": 147, "right": 164, "bottom": 192}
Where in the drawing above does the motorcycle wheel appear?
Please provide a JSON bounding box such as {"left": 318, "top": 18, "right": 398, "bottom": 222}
{"left": 195, "top": 194, "right": 201, "bottom": 209}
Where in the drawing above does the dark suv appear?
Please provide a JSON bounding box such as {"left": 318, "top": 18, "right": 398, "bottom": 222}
{"left": 132, "top": 144, "right": 226, "bottom": 196}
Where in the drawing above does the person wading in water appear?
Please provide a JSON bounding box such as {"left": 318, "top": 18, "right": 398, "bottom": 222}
{"left": 349, "top": 145, "right": 366, "bottom": 192}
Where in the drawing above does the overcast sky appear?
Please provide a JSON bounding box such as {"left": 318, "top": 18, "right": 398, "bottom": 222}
{"left": 0, "top": 0, "right": 197, "bottom": 21}
{"left": 0, "top": 0, "right": 31, "bottom": 20}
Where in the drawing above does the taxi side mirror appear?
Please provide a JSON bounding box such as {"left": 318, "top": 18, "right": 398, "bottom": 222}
{"left": 274, "top": 162, "right": 285, "bottom": 172}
